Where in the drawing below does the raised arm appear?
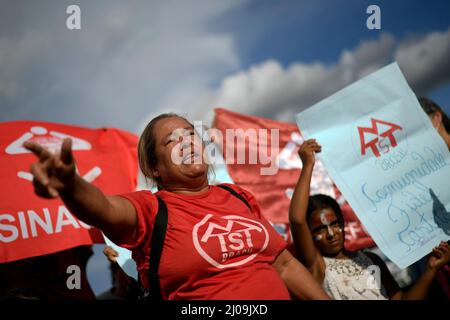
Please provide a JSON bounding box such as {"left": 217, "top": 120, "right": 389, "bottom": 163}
{"left": 392, "top": 241, "right": 450, "bottom": 300}
{"left": 289, "top": 139, "right": 325, "bottom": 279}
{"left": 272, "top": 249, "right": 330, "bottom": 300}
{"left": 24, "top": 138, "right": 137, "bottom": 244}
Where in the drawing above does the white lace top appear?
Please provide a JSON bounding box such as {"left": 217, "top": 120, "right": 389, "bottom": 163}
{"left": 322, "top": 251, "right": 388, "bottom": 300}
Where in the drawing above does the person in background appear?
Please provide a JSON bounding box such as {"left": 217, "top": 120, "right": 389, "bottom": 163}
{"left": 415, "top": 97, "right": 450, "bottom": 299}
{"left": 97, "top": 246, "right": 139, "bottom": 300}
{"left": 0, "top": 246, "right": 96, "bottom": 300}
{"left": 419, "top": 96, "right": 450, "bottom": 150}
{"left": 289, "top": 139, "right": 450, "bottom": 299}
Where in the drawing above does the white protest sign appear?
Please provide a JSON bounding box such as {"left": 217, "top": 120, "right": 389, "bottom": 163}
{"left": 296, "top": 63, "right": 450, "bottom": 268}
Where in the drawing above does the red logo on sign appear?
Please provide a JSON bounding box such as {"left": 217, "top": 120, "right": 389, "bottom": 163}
{"left": 358, "top": 118, "right": 403, "bottom": 158}
{"left": 193, "top": 214, "right": 269, "bottom": 269}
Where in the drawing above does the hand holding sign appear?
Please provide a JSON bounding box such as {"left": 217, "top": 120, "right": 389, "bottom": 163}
{"left": 24, "top": 138, "right": 76, "bottom": 198}
{"left": 298, "top": 139, "right": 322, "bottom": 168}
{"left": 427, "top": 241, "right": 450, "bottom": 272}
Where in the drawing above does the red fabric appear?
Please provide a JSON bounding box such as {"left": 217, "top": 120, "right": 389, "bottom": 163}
{"left": 212, "top": 108, "right": 375, "bottom": 251}
{"left": 0, "top": 121, "right": 138, "bottom": 263}
{"left": 118, "top": 184, "right": 290, "bottom": 300}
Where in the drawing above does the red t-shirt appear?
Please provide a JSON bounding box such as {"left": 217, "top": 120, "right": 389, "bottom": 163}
{"left": 118, "top": 184, "right": 290, "bottom": 300}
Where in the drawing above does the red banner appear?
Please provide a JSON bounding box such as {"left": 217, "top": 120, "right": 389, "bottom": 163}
{"left": 0, "top": 121, "right": 138, "bottom": 263}
{"left": 213, "top": 108, "right": 374, "bottom": 251}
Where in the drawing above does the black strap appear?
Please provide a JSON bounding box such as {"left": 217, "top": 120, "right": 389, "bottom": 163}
{"left": 217, "top": 184, "right": 252, "bottom": 212}
{"left": 144, "top": 185, "right": 251, "bottom": 300}
{"left": 146, "top": 196, "right": 168, "bottom": 300}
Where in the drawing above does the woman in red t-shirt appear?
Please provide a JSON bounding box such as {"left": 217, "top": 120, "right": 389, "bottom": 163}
{"left": 24, "top": 113, "right": 329, "bottom": 300}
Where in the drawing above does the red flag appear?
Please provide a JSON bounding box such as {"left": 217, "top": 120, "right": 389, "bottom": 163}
{"left": 213, "top": 108, "right": 375, "bottom": 251}
{"left": 0, "top": 121, "right": 138, "bottom": 263}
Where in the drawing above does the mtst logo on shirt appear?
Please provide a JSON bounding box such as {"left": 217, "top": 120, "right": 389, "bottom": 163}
{"left": 192, "top": 214, "right": 269, "bottom": 269}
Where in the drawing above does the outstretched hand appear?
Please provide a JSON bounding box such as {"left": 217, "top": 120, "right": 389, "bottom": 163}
{"left": 298, "top": 139, "right": 322, "bottom": 168}
{"left": 427, "top": 241, "right": 450, "bottom": 272}
{"left": 24, "top": 138, "right": 76, "bottom": 198}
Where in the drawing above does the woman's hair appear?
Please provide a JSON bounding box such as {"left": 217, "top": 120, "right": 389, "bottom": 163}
{"left": 306, "top": 194, "right": 345, "bottom": 230}
{"left": 418, "top": 97, "right": 450, "bottom": 134}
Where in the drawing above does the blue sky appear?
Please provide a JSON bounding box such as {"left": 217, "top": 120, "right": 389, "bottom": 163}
{"left": 223, "top": 0, "right": 450, "bottom": 66}
{"left": 1, "top": 0, "right": 450, "bottom": 295}
{"left": 1, "top": 0, "right": 450, "bottom": 132}
{"left": 210, "top": 0, "right": 450, "bottom": 117}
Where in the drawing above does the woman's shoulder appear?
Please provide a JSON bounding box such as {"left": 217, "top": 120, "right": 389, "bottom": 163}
{"left": 215, "top": 183, "right": 254, "bottom": 199}
{"left": 118, "top": 190, "right": 158, "bottom": 214}
{"left": 215, "top": 182, "right": 240, "bottom": 190}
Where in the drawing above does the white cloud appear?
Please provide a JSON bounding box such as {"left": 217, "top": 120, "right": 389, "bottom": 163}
{"left": 395, "top": 28, "right": 450, "bottom": 94}
{"left": 195, "top": 28, "right": 450, "bottom": 123}
{"left": 2, "top": 1, "right": 450, "bottom": 131}
{"left": 0, "top": 31, "right": 50, "bottom": 101}
{"left": 0, "top": 0, "right": 243, "bottom": 132}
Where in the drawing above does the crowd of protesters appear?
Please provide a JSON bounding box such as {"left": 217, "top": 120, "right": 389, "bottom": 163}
{"left": 1, "top": 97, "right": 449, "bottom": 300}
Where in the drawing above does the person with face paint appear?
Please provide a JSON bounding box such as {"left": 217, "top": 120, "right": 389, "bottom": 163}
{"left": 23, "top": 113, "right": 330, "bottom": 300}
{"left": 289, "top": 139, "right": 450, "bottom": 300}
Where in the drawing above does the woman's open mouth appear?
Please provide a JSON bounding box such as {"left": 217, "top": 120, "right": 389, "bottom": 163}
{"left": 182, "top": 152, "right": 201, "bottom": 164}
